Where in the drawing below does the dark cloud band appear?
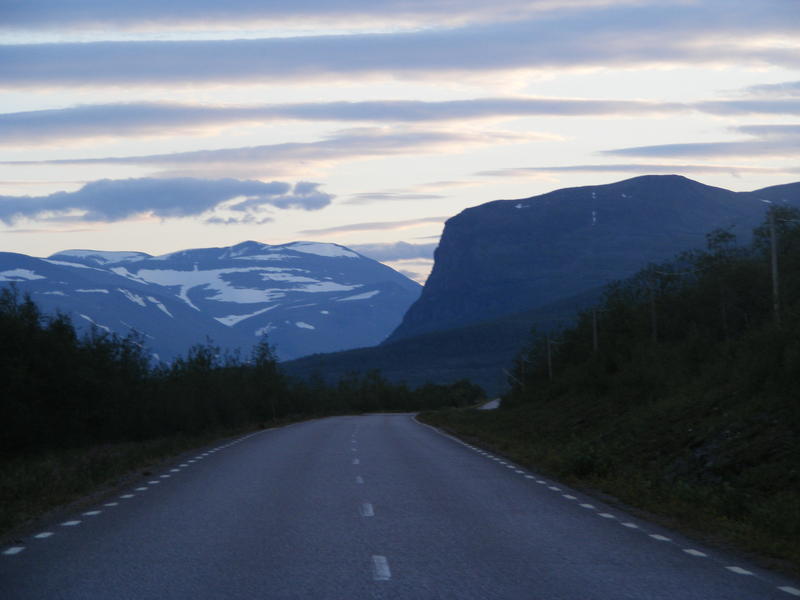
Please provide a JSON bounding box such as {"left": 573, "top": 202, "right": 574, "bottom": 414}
{"left": 5, "top": 98, "right": 800, "bottom": 146}
{"left": 0, "top": 178, "right": 332, "bottom": 225}
{"left": 2, "top": 2, "right": 797, "bottom": 88}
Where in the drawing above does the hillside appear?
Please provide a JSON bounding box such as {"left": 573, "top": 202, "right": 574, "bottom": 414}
{"left": 389, "top": 175, "right": 799, "bottom": 342}
{"left": 287, "top": 176, "right": 800, "bottom": 392}
{"left": 283, "top": 286, "right": 603, "bottom": 395}
{"left": 0, "top": 240, "right": 421, "bottom": 362}
{"left": 420, "top": 206, "right": 800, "bottom": 570}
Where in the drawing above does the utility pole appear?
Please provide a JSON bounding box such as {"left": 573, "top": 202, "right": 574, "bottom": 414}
{"left": 649, "top": 286, "right": 658, "bottom": 344}
{"left": 546, "top": 335, "right": 553, "bottom": 381}
{"left": 769, "top": 206, "right": 781, "bottom": 327}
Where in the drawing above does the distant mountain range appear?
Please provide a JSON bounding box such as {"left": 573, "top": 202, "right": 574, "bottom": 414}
{"left": 287, "top": 175, "right": 800, "bottom": 394}
{"left": 0, "top": 241, "right": 421, "bottom": 362}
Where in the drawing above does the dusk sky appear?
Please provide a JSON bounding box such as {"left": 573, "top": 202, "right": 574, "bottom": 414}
{"left": 1, "top": 0, "right": 798, "bottom": 282}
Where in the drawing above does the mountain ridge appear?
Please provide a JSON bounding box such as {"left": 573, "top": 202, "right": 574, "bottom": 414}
{"left": 0, "top": 240, "right": 421, "bottom": 362}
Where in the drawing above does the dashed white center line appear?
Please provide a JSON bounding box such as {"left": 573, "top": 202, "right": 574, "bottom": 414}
{"left": 34, "top": 532, "right": 53, "bottom": 539}
{"left": 579, "top": 503, "right": 595, "bottom": 509}
{"left": 779, "top": 586, "right": 800, "bottom": 596}
{"left": 61, "top": 520, "right": 81, "bottom": 527}
{"left": 360, "top": 503, "right": 375, "bottom": 517}
{"left": 514, "top": 470, "right": 525, "bottom": 474}
{"left": 82, "top": 510, "right": 102, "bottom": 516}
{"left": 104, "top": 502, "right": 118, "bottom": 507}
{"left": 135, "top": 487, "right": 148, "bottom": 491}
{"left": 683, "top": 549, "right": 707, "bottom": 557}
{"left": 650, "top": 534, "right": 671, "bottom": 541}
{"left": 726, "top": 566, "right": 753, "bottom": 576}
{"left": 356, "top": 476, "right": 364, "bottom": 484}
{"left": 372, "top": 555, "right": 391, "bottom": 581}
{"left": 621, "top": 522, "right": 639, "bottom": 529}
{"left": 160, "top": 474, "right": 170, "bottom": 478}
{"left": 3, "top": 547, "right": 24, "bottom": 555}
{"left": 120, "top": 494, "right": 134, "bottom": 499}
{"left": 548, "top": 486, "right": 561, "bottom": 491}
{"left": 148, "top": 481, "right": 159, "bottom": 485}
{"left": 536, "top": 480, "right": 547, "bottom": 484}
{"left": 170, "top": 469, "right": 180, "bottom": 472}
{"left": 598, "top": 513, "right": 616, "bottom": 519}
{"left": 524, "top": 475, "right": 535, "bottom": 479}
{"left": 180, "top": 464, "right": 189, "bottom": 467}
{"left": 563, "top": 495, "right": 577, "bottom": 500}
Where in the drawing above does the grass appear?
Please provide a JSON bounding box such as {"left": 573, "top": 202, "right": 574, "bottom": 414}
{"left": 0, "top": 420, "right": 299, "bottom": 541}
{"left": 419, "top": 397, "right": 800, "bottom": 577}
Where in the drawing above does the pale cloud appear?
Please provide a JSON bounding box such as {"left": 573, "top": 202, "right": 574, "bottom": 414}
{"left": 606, "top": 124, "right": 800, "bottom": 159}
{"left": 0, "top": 178, "right": 332, "bottom": 225}
{"left": 6, "top": 97, "right": 800, "bottom": 146}
{"left": 349, "top": 241, "right": 438, "bottom": 262}
{"left": 1, "top": 128, "right": 537, "bottom": 178}
{"left": 479, "top": 163, "right": 800, "bottom": 178}
{"left": 0, "top": 0, "right": 641, "bottom": 32}
{"left": 742, "top": 80, "right": 800, "bottom": 97}
{"left": 1, "top": 2, "right": 797, "bottom": 89}
{"left": 299, "top": 216, "right": 448, "bottom": 236}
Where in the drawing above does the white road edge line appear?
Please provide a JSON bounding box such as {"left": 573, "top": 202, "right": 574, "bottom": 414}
{"left": 372, "top": 555, "right": 391, "bottom": 581}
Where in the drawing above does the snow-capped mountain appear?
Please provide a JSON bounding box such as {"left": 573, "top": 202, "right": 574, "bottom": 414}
{"left": 0, "top": 241, "right": 422, "bottom": 362}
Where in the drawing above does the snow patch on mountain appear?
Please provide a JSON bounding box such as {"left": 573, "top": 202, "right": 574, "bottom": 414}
{"left": 53, "top": 250, "right": 150, "bottom": 264}
{"left": 336, "top": 290, "right": 381, "bottom": 301}
{"left": 287, "top": 242, "right": 359, "bottom": 258}
{"left": 215, "top": 305, "right": 277, "bottom": 327}
{"left": 117, "top": 288, "right": 146, "bottom": 307}
{"left": 0, "top": 268, "right": 45, "bottom": 281}
{"left": 147, "top": 296, "right": 173, "bottom": 318}
{"left": 79, "top": 314, "right": 111, "bottom": 333}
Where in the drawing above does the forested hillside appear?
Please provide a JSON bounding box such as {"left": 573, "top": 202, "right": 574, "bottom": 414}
{"left": 0, "top": 291, "right": 482, "bottom": 535}
{"left": 422, "top": 207, "right": 800, "bottom": 569}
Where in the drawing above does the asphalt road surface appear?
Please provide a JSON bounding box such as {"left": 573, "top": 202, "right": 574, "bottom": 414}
{"left": 2, "top": 414, "right": 799, "bottom": 599}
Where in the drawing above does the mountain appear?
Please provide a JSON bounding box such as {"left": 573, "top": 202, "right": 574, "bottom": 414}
{"left": 387, "top": 175, "right": 800, "bottom": 342}
{"left": 283, "top": 286, "right": 604, "bottom": 395}
{"left": 287, "top": 175, "right": 800, "bottom": 394}
{"left": 0, "top": 241, "right": 421, "bottom": 362}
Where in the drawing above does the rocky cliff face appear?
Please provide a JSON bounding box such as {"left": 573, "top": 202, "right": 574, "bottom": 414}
{"left": 387, "top": 175, "right": 799, "bottom": 342}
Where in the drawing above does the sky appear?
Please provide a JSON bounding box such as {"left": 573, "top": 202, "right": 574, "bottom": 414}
{"left": 1, "top": 0, "right": 798, "bottom": 283}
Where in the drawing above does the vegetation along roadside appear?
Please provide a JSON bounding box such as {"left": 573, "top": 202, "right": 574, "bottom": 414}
{"left": 420, "top": 209, "right": 800, "bottom": 575}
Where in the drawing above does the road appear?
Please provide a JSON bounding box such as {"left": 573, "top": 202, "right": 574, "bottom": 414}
{"left": 2, "top": 414, "right": 798, "bottom": 599}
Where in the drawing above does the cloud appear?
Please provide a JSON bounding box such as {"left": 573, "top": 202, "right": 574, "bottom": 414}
{"left": 1, "top": 127, "right": 534, "bottom": 178}
{"left": 2, "top": 2, "right": 797, "bottom": 88}
{"left": 346, "top": 192, "right": 445, "bottom": 204}
{"left": 349, "top": 241, "right": 438, "bottom": 262}
{"left": 0, "top": 0, "right": 619, "bottom": 31}
{"left": 742, "top": 80, "right": 800, "bottom": 97}
{"left": 299, "top": 216, "right": 448, "bottom": 236}
{"left": 7, "top": 97, "right": 800, "bottom": 146}
{"left": 478, "top": 163, "right": 800, "bottom": 178}
{"left": 0, "top": 178, "right": 333, "bottom": 225}
{"left": 605, "top": 124, "right": 800, "bottom": 159}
